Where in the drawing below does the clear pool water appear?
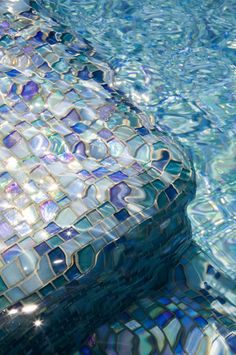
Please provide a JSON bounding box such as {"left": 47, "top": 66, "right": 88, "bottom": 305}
{"left": 39, "top": 0, "right": 236, "bottom": 277}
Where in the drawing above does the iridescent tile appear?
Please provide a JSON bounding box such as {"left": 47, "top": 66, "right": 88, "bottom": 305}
{"left": 157, "top": 192, "right": 169, "bottom": 209}
{"left": 21, "top": 275, "right": 42, "bottom": 294}
{"left": 98, "top": 202, "right": 116, "bottom": 217}
{"left": 127, "top": 136, "right": 144, "bottom": 155}
{"left": 21, "top": 81, "right": 39, "bottom": 101}
{"left": 19, "top": 251, "right": 38, "bottom": 276}
{"left": 155, "top": 311, "right": 174, "bottom": 328}
{"left": 98, "top": 129, "right": 113, "bottom": 140}
{"left": 14, "top": 101, "right": 29, "bottom": 114}
{"left": 110, "top": 182, "right": 131, "bottom": 209}
{"left": 90, "top": 140, "right": 107, "bottom": 159}
{"left": 153, "top": 150, "right": 170, "bottom": 171}
{"left": 114, "top": 209, "right": 130, "bottom": 221}
{"left": 152, "top": 179, "right": 165, "bottom": 190}
{"left": 1, "top": 262, "right": 24, "bottom": 287}
{"left": 6, "top": 69, "right": 20, "bottom": 77}
{"left": 63, "top": 109, "right": 81, "bottom": 125}
{"left": 87, "top": 210, "right": 103, "bottom": 224}
{"left": 52, "top": 59, "right": 68, "bottom": 73}
{"left": 135, "top": 127, "right": 150, "bottom": 136}
{"left": 92, "top": 167, "right": 109, "bottom": 178}
{"left": 108, "top": 139, "right": 125, "bottom": 157}
{"left": 98, "top": 105, "right": 115, "bottom": 120}
{"left": 109, "top": 171, "right": 128, "bottom": 182}
{"left": 3, "top": 131, "right": 21, "bottom": 149}
{"left": 29, "top": 134, "right": 49, "bottom": 156}
{"left": 38, "top": 255, "right": 55, "bottom": 283}
{"left": 78, "top": 66, "right": 90, "bottom": 80}
{"left": 150, "top": 326, "right": 165, "bottom": 352}
{"left": 0, "top": 34, "right": 13, "bottom": 47}
{"left": 72, "top": 122, "right": 88, "bottom": 134}
{"left": 40, "top": 200, "right": 59, "bottom": 222}
{"left": 0, "top": 221, "right": 14, "bottom": 240}
{"left": 77, "top": 245, "right": 95, "bottom": 273}
{"left": 165, "top": 160, "right": 182, "bottom": 175}
{"left": 6, "top": 287, "right": 26, "bottom": 303}
{"left": 45, "top": 222, "right": 62, "bottom": 235}
{"left": 47, "top": 235, "right": 63, "bottom": 248}
{"left": 165, "top": 185, "right": 178, "bottom": 201}
{"left": 5, "top": 182, "right": 22, "bottom": 196}
{"left": 2, "top": 244, "right": 22, "bottom": 263}
{"left": 74, "top": 141, "right": 87, "bottom": 160}
{"left": 55, "top": 207, "right": 77, "bottom": 228}
{"left": 226, "top": 334, "right": 236, "bottom": 353}
{"left": 48, "top": 247, "right": 67, "bottom": 275}
{"left": 75, "top": 217, "right": 92, "bottom": 231}
{"left": 59, "top": 227, "right": 78, "bottom": 241}
{"left": 34, "top": 242, "right": 50, "bottom": 256}
{"left": 134, "top": 327, "right": 153, "bottom": 354}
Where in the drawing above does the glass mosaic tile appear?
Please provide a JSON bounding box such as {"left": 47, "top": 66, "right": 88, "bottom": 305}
{"left": 0, "top": 0, "right": 194, "bottom": 313}
{"left": 0, "top": 0, "right": 234, "bottom": 354}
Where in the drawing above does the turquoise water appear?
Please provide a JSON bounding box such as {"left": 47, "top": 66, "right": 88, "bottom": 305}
{"left": 39, "top": 0, "right": 236, "bottom": 276}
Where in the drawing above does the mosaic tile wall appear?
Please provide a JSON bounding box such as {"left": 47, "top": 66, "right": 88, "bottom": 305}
{"left": 0, "top": 0, "right": 195, "bottom": 311}
{"left": 0, "top": 1, "right": 196, "bottom": 351}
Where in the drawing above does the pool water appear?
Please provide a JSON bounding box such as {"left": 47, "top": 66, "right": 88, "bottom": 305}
{"left": 39, "top": 0, "right": 236, "bottom": 277}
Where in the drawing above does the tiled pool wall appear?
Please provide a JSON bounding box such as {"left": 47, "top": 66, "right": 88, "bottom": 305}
{"left": 0, "top": 0, "right": 235, "bottom": 354}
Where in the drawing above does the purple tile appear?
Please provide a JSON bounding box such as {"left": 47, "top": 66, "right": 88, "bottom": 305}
{"left": 98, "top": 129, "right": 113, "bottom": 140}
{"left": 21, "top": 81, "right": 39, "bottom": 101}
{"left": 109, "top": 171, "right": 128, "bottom": 182}
{"left": 110, "top": 182, "right": 131, "bottom": 209}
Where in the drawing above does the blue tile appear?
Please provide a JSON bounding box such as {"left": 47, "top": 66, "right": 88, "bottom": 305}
{"left": 48, "top": 247, "right": 67, "bottom": 274}
{"left": 155, "top": 311, "right": 173, "bottom": 328}
{"left": 66, "top": 264, "right": 81, "bottom": 281}
{"left": 136, "top": 127, "right": 150, "bottom": 136}
{"left": 93, "top": 167, "right": 109, "bottom": 177}
{"left": 72, "top": 122, "right": 88, "bottom": 134}
{"left": 165, "top": 185, "right": 178, "bottom": 201}
{"left": 2, "top": 244, "right": 22, "bottom": 263}
{"left": 114, "top": 209, "right": 130, "bottom": 221}
{"left": 59, "top": 227, "right": 78, "bottom": 240}
{"left": 109, "top": 171, "right": 128, "bottom": 182}
{"left": 6, "top": 69, "right": 20, "bottom": 77}
{"left": 34, "top": 242, "right": 50, "bottom": 256}
{"left": 45, "top": 222, "right": 62, "bottom": 235}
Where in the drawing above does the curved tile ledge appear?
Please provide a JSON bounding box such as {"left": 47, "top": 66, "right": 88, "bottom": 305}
{"left": 0, "top": 0, "right": 195, "bottom": 353}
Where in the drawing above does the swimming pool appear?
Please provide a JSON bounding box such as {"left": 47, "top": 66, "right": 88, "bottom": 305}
{"left": 39, "top": 0, "right": 236, "bottom": 279}
{"left": 0, "top": 0, "right": 235, "bottom": 353}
